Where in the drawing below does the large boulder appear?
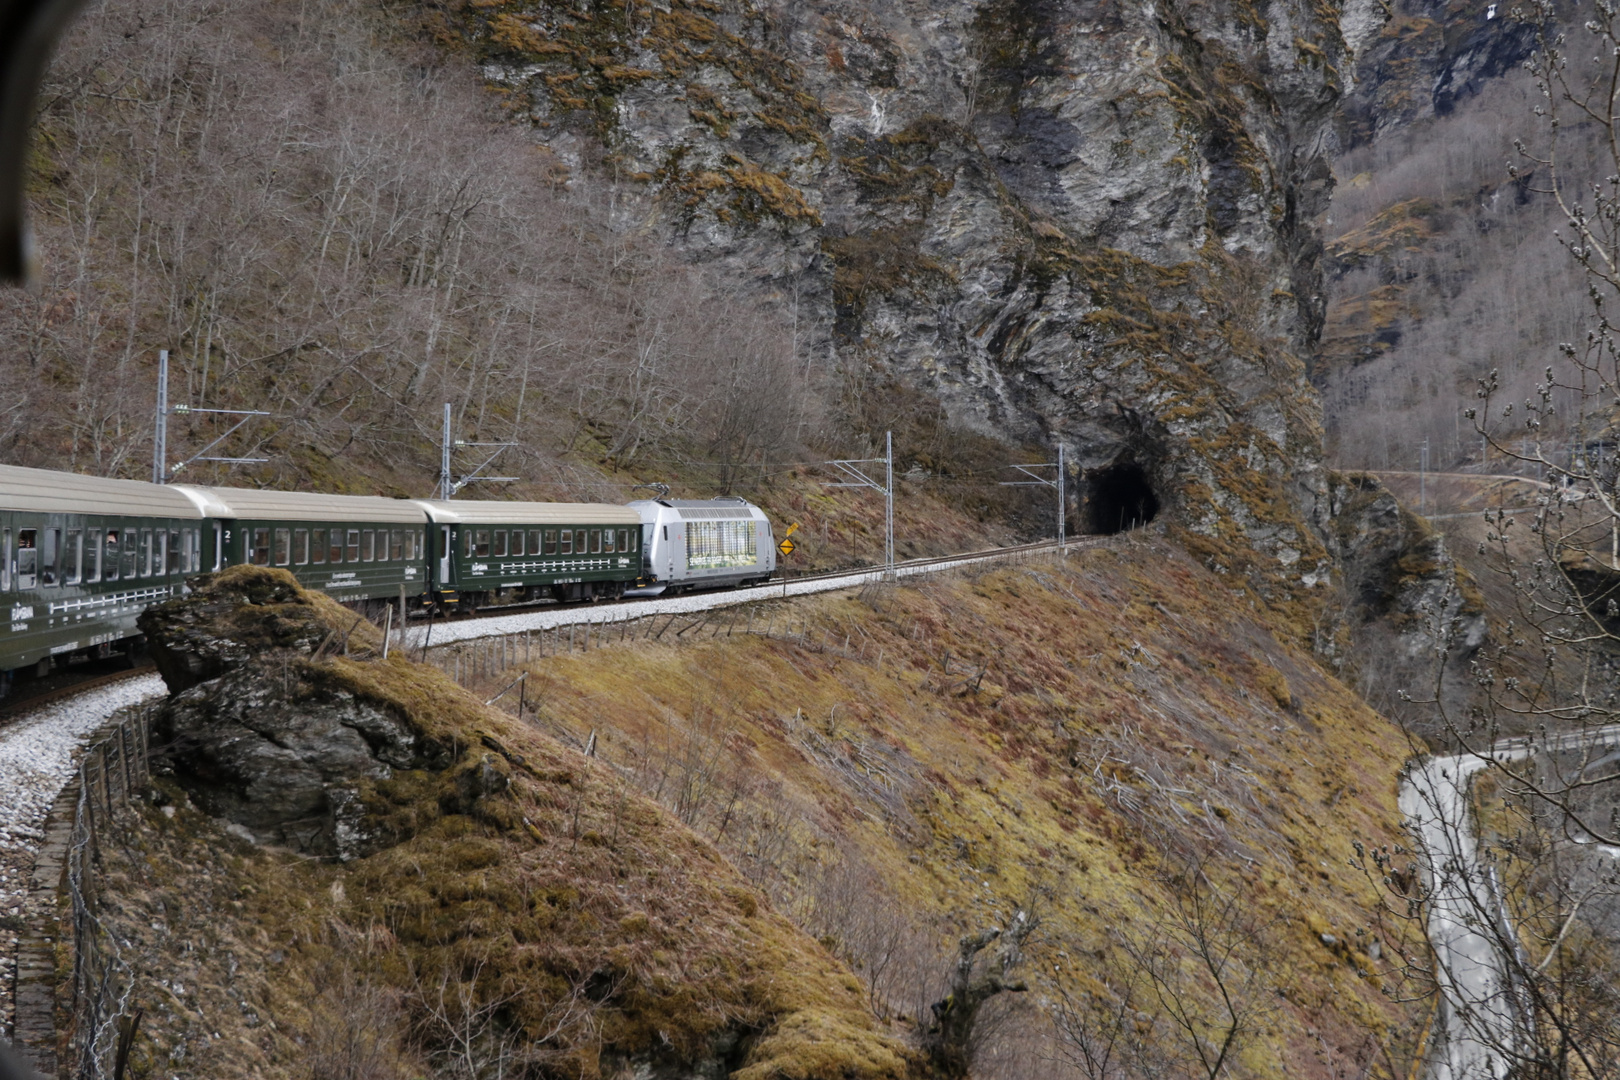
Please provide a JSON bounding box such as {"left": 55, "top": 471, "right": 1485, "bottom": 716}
{"left": 138, "top": 566, "right": 432, "bottom": 859}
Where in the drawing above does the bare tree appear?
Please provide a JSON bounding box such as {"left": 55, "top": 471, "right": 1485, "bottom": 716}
{"left": 1050, "top": 964, "right": 1151, "bottom": 1080}
{"left": 1112, "top": 856, "right": 1276, "bottom": 1080}
{"left": 7, "top": 0, "right": 820, "bottom": 491}
{"left": 922, "top": 904, "right": 1040, "bottom": 1078}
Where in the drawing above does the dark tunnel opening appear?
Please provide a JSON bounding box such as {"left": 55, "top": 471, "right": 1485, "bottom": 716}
{"left": 1086, "top": 461, "right": 1160, "bottom": 535}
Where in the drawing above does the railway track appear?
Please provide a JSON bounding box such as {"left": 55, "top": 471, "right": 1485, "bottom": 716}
{"left": 405, "top": 535, "right": 1101, "bottom": 649}
{"left": 0, "top": 663, "right": 157, "bottom": 733}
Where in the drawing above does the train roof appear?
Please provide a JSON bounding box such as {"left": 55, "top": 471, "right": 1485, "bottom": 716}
{"left": 627, "top": 498, "right": 765, "bottom": 521}
{"left": 0, "top": 463, "right": 209, "bottom": 518}
{"left": 178, "top": 486, "right": 429, "bottom": 524}
{"left": 409, "top": 500, "right": 642, "bottom": 526}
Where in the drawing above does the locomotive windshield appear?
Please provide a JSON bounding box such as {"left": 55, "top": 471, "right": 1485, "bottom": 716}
{"left": 687, "top": 520, "right": 757, "bottom": 569}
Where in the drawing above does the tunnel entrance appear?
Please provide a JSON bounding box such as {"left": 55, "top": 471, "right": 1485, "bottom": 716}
{"left": 1086, "top": 461, "right": 1160, "bottom": 535}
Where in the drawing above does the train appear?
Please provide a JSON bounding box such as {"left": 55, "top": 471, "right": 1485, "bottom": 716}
{"left": 0, "top": 462, "right": 776, "bottom": 692}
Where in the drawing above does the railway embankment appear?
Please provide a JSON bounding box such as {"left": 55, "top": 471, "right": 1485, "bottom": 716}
{"left": 490, "top": 532, "right": 1427, "bottom": 1074}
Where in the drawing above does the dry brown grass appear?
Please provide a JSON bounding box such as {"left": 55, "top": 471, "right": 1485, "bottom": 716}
{"left": 97, "top": 567, "right": 919, "bottom": 1080}
{"left": 502, "top": 537, "right": 1425, "bottom": 1077}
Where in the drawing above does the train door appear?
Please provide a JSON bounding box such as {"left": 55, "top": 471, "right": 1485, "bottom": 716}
{"left": 438, "top": 526, "right": 453, "bottom": 588}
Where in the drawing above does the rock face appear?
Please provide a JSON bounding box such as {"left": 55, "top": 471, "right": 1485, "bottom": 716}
{"left": 1336, "top": 0, "right": 1537, "bottom": 149}
{"left": 450, "top": 0, "right": 1356, "bottom": 613}
{"left": 1326, "top": 471, "right": 1485, "bottom": 662}
{"left": 138, "top": 566, "right": 439, "bottom": 859}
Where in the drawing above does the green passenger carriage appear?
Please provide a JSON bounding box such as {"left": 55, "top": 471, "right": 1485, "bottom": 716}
{"left": 0, "top": 464, "right": 210, "bottom": 686}
{"left": 411, "top": 500, "right": 644, "bottom": 609}
{"left": 179, "top": 486, "right": 431, "bottom": 606}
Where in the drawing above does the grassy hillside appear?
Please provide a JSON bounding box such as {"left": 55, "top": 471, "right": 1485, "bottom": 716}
{"left": 97, "top": 568, "right": 919, "bottom": 1079}
{"left": 452, "top": 537, "right": 1428, "bottom": 1077}
{"left": 89, "top": 540, "right": 1429, "bottom": 1079}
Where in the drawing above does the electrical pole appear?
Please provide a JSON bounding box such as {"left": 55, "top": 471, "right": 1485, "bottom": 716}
{"left": 1420, "top": 438, "right": 1429, "bottom": 514}
{"left": 1058, "top": 444, "right": 1065, "bottom": 554}
{"left": 885, "top": 430, "right": 894, "bottom": 575}
{"left": 826, "top": 431, "right": 895, "bottom": 580}
{"left": 1001, "top": 443, "right": 1067, "bottom": 553}
{"left": 440, "top": 402, "right": 453, "bottom": 500}
{"left": 153, "top": 349, "right": 168, "bottom": 484}
{"left": 437, "top": 402, "right": 518, "bottom": 499}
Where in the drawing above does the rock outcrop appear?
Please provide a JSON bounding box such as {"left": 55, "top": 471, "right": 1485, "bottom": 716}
{"left": 1325, "top": 471, "right": 1485, "bottom": 666}
{"left": 138, "top": 567, "right": 442, "bottom": 859}
{"left": 448, "top": 0, "right": 1357, "bottom": 621}
{"left": 1336, "top": 0, "right": 1538, "bottom": 149}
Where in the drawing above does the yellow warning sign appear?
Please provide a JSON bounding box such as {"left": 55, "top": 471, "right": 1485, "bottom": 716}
{"left": 778, "top": 537, "right": 796, "bottom": 557}
{"left": 784, "top": 522, "right": 801, "bottom": 538}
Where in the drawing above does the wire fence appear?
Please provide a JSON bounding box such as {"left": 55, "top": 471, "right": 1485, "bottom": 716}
{"left": 14, "top": 702, "right": 156, "bottom": 1080}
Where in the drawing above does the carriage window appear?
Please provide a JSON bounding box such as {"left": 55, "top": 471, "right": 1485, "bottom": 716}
{"left": 139, "top": 529, "right": 153, "bottom": 576}
{"left": 390, "top": 530, "right": 403, "bottom": 561}
{"left": 510, "top": 531, "right": 524, "bottom": 556}
{"left": 168, "top": 530, "right": 181, "bottom": 574}
{"left": 493, "top": 531, "right": 508, "bottom": 558}
{"left": 311, "top": 529, "right": 326, "bottom": 564}
{"left": 188, "top": 529, "right": 201, "bottom": 572}
{"left": 576, "top": 530, "right": 587, "bottom": 554}
{"left": 273, "top": 528, "right": 290, "bottom": 566}
{"left": 463, "top": 530, "right": 474, "bottom": 558}
{"left": 346, "top": 530, "right": 361, "bottom": 562}
{"left": 529, "top": 530, "right": 542, "bottom": 555}
{"left": 469, "top": 530, "right": 487, "bottom": 557}
{"left": 544, "top": 530, "right": 557, "bottom": 555}
{"left": 123, "top": 534, "right": 137, "bottom": 579}
{"left": 16, "top": 529, "right": 37, "bottom": 590}
{"left": 40, "top": 528, "right": 60, "bottom": 586}
{"left": 559, "top": 530, "right": 572, "bottom": 555}
{"left": 250, "top": 528, "right": 271, "bottom": 566}
{"left": 404, "top": 531, "right": 417, "bottom": 561}
{"left": 616, "top": 529, "right": 628, "bottom": 553}
{"left": 361, "top": 530, "right": 375, "bottom": 562}
{"left": 101, "top": 531, "right": 119, "bottom": 582}
{"left": 63, "top": 530, "right": 82, "bottom": 585}
{"left": 85, "top": 532, "right": 101, "bottom": 583}
{"left": 602, "top": 529, "right": 615, "bottom": 553}
{"left": 590, "top": 530, "right": 602, "bottom": 554}
{"left": 293, "top": 529, "right": 309, "bottom": 565}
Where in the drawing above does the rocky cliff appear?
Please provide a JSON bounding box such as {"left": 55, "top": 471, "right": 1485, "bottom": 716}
{"left": 1334, "top": 0, "right": 1539, "bottom": 149}
{"left": 443, "top": 0, "right": 1353, "bottom": 621}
